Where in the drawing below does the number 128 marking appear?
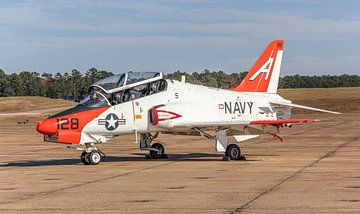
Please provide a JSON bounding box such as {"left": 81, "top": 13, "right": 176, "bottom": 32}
{"left": 57, "top": 118, "right": 79, "bottom": 130}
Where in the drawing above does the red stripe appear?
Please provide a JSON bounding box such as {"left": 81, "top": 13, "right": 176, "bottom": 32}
{"left": 156, "top": 110, "right": 182, "bottom": 121}
{"left": 118, "top": 119, "right": 126, "bottom": 124}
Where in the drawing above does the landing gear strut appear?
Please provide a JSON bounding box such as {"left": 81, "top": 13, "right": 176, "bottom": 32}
{"left": 140, "top": 133, "right": 167, "bottom": 159}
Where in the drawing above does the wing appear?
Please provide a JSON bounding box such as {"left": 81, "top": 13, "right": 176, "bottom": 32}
{"left": 160, "top": 119, "right": 316, "bottom": 139}
{"left": 270, "top": 101, "right": 341, "bottom": 114}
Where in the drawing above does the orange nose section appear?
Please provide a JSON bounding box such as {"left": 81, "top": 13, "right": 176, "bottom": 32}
{"left": 36, "top": 118, "right": 58, "bottom": 135}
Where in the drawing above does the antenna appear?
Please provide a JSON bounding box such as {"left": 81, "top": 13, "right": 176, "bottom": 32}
{"left": 181, "top": 75, "right": 186, "bottom": 83}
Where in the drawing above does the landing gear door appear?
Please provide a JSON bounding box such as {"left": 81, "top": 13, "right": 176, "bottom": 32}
{"left": 132, "top": 99, "right": 148, "bottom": 132}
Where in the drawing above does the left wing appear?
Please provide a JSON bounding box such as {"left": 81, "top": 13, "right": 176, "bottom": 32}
{"left": 270, "top": 101, "right": 341, "bottom": 114}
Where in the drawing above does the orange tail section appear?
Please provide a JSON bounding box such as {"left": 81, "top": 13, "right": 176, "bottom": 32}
{"left": 233, "top": 40, "right": 284, "bottom": 93}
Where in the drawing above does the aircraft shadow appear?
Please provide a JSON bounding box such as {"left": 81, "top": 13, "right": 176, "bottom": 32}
{"left": 0, "top": 153, "right": 243, "bottom": 167}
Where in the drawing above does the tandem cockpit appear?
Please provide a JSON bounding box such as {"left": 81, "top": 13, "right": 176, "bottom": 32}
{"left": 80, "top": 71, "right": 167, "bottom": 108}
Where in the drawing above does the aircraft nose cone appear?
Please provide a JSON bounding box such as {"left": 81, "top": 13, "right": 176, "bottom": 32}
{"left": 36, "top": 118, "right": 57, "bottom": 135}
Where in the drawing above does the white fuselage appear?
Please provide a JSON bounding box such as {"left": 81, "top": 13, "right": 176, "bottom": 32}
{"left": 80, "top": 80, "right": 292, "bottom": 145}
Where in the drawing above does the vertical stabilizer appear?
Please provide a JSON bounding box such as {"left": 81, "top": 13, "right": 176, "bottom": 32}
{"left": 233, "top": 40, "right": 284, "bottom": 93}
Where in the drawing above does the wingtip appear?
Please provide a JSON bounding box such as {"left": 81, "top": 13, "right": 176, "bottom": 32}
{"left": 330, "top": 111, "right": 342, "bottom": 115}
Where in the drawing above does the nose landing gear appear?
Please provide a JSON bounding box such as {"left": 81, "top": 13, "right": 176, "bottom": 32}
{"left": 79, "top": 143, "right": 104, "bottom": 165}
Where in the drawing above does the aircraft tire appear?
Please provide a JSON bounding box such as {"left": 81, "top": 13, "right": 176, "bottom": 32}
{"left": 149, "top": 143, "right": 165, "bottom": 159}
{"left": 81, "top": 151, "right": 91, "bottom": 165}
{"left": 89, "top": 150, "right": 102, "bottom": 165}
{"left": 226, "top": 144, "right": 241, "bottom": 160}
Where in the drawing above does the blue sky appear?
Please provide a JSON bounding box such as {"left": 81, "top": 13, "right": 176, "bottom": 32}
{"left": 1, "top": 0, "right": 360, "bottom": 75}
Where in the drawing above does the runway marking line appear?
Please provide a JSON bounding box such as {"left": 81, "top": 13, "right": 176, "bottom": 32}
{"left": 0, "top": 161, "right": 178, "bottom": 205}
{"left": 230, "top": 136, "right": 359, "bottom": 213}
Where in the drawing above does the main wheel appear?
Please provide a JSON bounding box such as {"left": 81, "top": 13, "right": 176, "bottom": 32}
{"left": 89, "top": 150, "right": 102, "bottom": 165}
{"left": 149, "top": 143, "right": 165, "bottom": 159}
{"left": 80, "top": 151, "right": 91, "bottom": 165}
{"left": 225, "top": 144, "right": 241, "bottom": 160}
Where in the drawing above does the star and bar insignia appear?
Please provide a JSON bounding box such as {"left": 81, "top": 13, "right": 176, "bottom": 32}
{"left": 98, "top": 113, "right": 126, "bottom": 131}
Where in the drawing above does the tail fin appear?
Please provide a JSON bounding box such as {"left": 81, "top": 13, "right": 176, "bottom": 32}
{"left": 233, "top": 40, "right": 284, "bottom": 94}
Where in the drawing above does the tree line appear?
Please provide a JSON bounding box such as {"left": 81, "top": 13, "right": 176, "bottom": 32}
{"left": 0, "top": 68, "right": 359, "bottom": 100}
{"left": 165, "top": 70, "right": 360, "bottom": 89}
{"left": 0, "top": 68, "right": 113, "bottom": 100}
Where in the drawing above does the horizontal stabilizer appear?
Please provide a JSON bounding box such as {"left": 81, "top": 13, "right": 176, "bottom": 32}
{"left": 270, "top": 101, "right": 341, "bottom": 115}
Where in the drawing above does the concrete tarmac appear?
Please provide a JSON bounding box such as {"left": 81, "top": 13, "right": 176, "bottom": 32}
{"left": 0, "top": 119, "right": 359, "bottom": 213}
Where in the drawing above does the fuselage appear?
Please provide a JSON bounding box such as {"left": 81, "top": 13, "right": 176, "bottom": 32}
{"left": 37, "top": 79, "right": 292, "bottom": 145}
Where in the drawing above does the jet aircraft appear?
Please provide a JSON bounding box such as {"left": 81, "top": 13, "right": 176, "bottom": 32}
{"left": 36, "top": 40, "right": 340, "bottom": 165}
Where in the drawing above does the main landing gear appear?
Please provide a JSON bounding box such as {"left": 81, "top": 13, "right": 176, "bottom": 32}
{"left": 79, "top": 143, "right": 104, "bottom": 165}
{"left": 215, "top": 129, "right": 246, "bottom": 161}
{"left": 140, "top": 133, "right": 167, "bottom": 159}
{"left": 224, "top": 144, "right": 246, "bottom": 161}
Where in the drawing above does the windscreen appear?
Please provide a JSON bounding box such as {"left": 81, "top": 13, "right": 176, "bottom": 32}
{"left": 80, "top": 91, "right": 110, "bottom": 108}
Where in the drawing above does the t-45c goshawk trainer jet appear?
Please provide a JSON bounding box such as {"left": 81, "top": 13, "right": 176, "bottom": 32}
{"left": 37, "top": 40, "right": 340, "bottom": 165}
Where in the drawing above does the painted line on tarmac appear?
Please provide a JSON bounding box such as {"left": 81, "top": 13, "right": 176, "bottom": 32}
{"left": 0, "top": 161, "right": 178, "bottom": 205}
{"left": 0, "top": 112, "right": 40, "bottom": 116}
{"left": 291, "top": 120, "right": 350, "bottom": 136}
{"left": 247, "top": 120, "right": 352, "bottom": 146}
{"left": 230, "top": 136, "right": 359, "bottom": 213}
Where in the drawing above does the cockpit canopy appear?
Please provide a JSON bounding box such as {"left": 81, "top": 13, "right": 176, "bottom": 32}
{"left": 93, "top": 74, "right": 125, "bottom": 91}
{"left": 79, "top": 71, "right": 165, "bottom": 108}
{"left": 92, "top": 71, "right": 162, "bottom": 93}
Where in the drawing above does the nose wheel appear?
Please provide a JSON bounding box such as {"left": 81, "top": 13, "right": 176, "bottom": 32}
{"left": 89, "top": 150, "right": 102, "bottom": 165}
{"left": 79, "top": 143, "right": 104, "bottom": 165}
{"left": 80, "top": 150, "right": 102, "bottom": 165}
{"left": 80, "top": 151, "right": 91, "bottom": 165}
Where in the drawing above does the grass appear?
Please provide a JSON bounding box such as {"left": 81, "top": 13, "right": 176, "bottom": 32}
{"left": 0, "top": 96, "right": 75, "bottom": 113}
